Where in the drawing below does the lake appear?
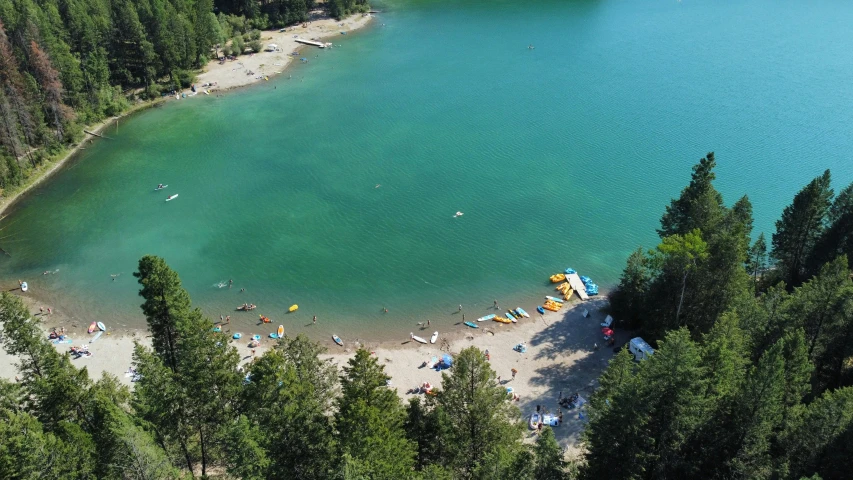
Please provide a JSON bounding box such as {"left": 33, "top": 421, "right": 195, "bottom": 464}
{"left": 2, "top": 0, "right": 852, "bottom": 339}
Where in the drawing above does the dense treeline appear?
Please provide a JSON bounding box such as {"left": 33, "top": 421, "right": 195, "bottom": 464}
{"left": 0, "top": 0, "right": 367, "bottom": 192}
{"left": 594, "top": 154, "right": 853, "bottom": 479}
{"left": 0, "top": 254, "right": 572, "bottom": 479}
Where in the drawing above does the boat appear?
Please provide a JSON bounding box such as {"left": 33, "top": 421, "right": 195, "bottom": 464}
{"left": 545, "top": 296, "right": 565, "bottom": 304}
{"left": 494, "top": 316, "right": 512, "bottom": 324}
{"left": 233, "top": 333, "right": 242, "bottom": 339}
{"left": 464, "top": 321, "right": 479, "bottom": 328}
{"left": 97, "top": 322, "right": 106, "bottom": 332}
{"left": 21, "top": 282, "right": 28, "bottom": 292}
{"left": 542, "top": 302, "right": 561, "bottom": 312}
{"left": 87, "top": 322, "right": 97, "bottom": 333}
{"left": 529, "top": 413, "right": 541, "bottom": 430}
{"left": 477, "top": 314, "right": 496, "bottom": 322}
{"left": 269, "top": 333, "right": 278, "bottom": 339}
{"left": 516, "top": 307, "right": 530, "bottom": 318}
{"left": 537, "top": 306, "right": 545, "bottom": 314}
{"left": 288, "top": 304, "right": 298, "bottom": 313}
{"left": 509, "top": 309, "right": 522, "bottom": 319}
{"left": 166, "top": 194, "right": 179, "bottom": 201}
{"left": 277, "top": 325, "right": 284, "bottom": 338}
{"left": 332, "top": 334, "right": 343, "bottom": 346}
{"left": 430, "top": 331, "right": 439, "bottom": 344}
{"left": 154, "top": 185, "right": 168, "bottom": 191}
{"left": 411, "top": 333, "right": 428, "bottom": 344}
{"left": 505, "top": 312, "right": 517, "bottom": 323}
{"left": 549, "top": 273, "right": 566, "bottom": 283}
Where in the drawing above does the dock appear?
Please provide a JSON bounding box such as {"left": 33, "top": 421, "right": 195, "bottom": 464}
{"left": 566, "top": 273, "right": 590, "bottom": 301}
{"left": 294, "top": 38, "right": 328, "bottom": 48}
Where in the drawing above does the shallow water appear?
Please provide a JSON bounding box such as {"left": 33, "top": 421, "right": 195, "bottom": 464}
{"left": 2, "top": 0, "right": 852, "bottom": 339}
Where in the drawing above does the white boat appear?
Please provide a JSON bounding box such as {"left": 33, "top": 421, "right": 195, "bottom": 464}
{"left": 20, "top": 282, "right": 28, "bottom": 292}
{"left": 166, "top": 194, "right": 179, "bottom": 201}
{"left": 410, "top": 333, "right": 427, "bottom": 344}
{"left": 430, "top": 331, "right": 439, "bottom": 344}
{"left": 97, "top": 322, "right": 106, "bottom": 332}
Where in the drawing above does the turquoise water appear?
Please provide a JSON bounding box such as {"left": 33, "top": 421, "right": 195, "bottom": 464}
{"left": 2, "top": 0, "right": 853, "bottom": 338}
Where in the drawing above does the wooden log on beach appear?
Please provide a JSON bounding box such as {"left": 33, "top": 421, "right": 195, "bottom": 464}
{"left": 83, "top": 130, "right": 111, "bottom": 139}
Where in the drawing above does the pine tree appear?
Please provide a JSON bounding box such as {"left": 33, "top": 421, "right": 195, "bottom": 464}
{"left": 434, "top": 347, "right": 523, "bottom": 478}
{"left": 658, "top": 152, "right": 725, "bottom": 238}
{"left": 534, "top": 426, "right": 571, "bottom": 480}
{"left": 239, "top": 334, "right": 338, "bottom": 480}
{"left": 748, "top": 233, "right": 769, "bottom": 292}
{"left": 609, "top": 247, "right": 650, "bottom": 328}
{"left": 646, "top": 230, "right": 709, "bottom": 336}
{"left": 335, "top": 349, "right": 416, "bottom": 479}
{"left": 772, "top": 170, "right": 833, "bottom": 286}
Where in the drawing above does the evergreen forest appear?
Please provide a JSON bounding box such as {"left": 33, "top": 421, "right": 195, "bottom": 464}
{"left": 1, "top": 153, "right": 852, "bottom": 479}
{"left": 0, "top": 0, "right": 369, "bottom": 191}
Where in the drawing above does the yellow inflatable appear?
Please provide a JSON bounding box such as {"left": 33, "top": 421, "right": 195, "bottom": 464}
{"left": 493, "top": 317, "right": 512, "bottom": 324}
{"left": 549, "top": 273, "right": 566, "bottom": 283}
{"left": 543, "top": 301, "right": 561, "bottom": 312}
{"left": 288, "top": 304, "right": 298, "bottom": 312}
{"left": 556, "top": 282, "right": 569, "bottom": 291}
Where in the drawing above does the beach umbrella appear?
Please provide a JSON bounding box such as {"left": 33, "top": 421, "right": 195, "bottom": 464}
{"left": 441, "top": 354, "right": 453, "bottom": 367}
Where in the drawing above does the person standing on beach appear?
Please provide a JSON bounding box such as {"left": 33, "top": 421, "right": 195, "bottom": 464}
{"left": 458, "top": 304, "right": 463, "bottom": 312}
{"left": 313, "top": 315, "right": 317, "bottom": 324}
{"left": 511, "top": 368, "right": 518, "bottom": 380}
{"left": 494, "top": 299, "right": 498, "bottom": 309}
{"left": 226, "top": 315, "right": 231, "bottom": 324}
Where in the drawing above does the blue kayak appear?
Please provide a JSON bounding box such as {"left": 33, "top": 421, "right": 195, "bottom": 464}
{"left": 505, "top": 313, "right": 515, "bottom": 321}
{"left": 464, "top": 321, "right": 479, "bottom": 329}
{"left": 537, "top": 306, "right": 545, "bottom": 314}
{"left": 516, "top": 308, "right": 530, "bottom": 318}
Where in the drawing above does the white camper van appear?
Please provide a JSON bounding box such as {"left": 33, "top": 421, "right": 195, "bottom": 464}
{"left": 629, "top": 337, "right": 655, "bottom": 361}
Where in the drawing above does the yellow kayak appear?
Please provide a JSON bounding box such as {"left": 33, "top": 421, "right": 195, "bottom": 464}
{"left": 493, "top": 316, "right": 512, "bottom": 324}
{"left": 288, "top": 304, "right": 298, "bottom": 313}
{"left": 543, "top": 301, "right": 561, "bottom": 312}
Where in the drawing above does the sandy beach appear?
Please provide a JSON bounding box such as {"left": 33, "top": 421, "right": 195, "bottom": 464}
{"left": 195, "top": 12, "right": 373, "bottom": 92}
{"left": 0, "top": 292, "right": 619, "bottom": 452}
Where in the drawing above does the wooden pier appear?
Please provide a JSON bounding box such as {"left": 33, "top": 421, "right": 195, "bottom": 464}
{"left": 566, "top": 273, "right": 590, "bottom": 301}
{"left": 294, "top": 38, "right": 327, "bottom": 48}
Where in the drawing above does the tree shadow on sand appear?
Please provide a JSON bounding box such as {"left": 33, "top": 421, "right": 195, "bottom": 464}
{"left": 520, "top": 298, "right": 633, "bottom": 447}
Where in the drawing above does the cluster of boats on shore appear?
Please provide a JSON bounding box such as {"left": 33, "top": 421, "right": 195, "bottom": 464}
{"left": 466, "top": 307, "right": 530, "bottom": 328}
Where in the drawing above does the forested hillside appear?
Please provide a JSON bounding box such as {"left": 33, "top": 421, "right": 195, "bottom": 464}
{"left": 0, "top": 0, "right": 368, "bottom": 191}
{"left": 592, "top": 154, "right": 853, "bottom": 479}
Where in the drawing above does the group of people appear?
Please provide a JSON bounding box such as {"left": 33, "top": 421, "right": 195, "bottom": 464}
{"left": 237, "top": 303, "right": 257, "bottom": 311}
{"left": 69, "top": 345, "right": 91, "bottom": 358}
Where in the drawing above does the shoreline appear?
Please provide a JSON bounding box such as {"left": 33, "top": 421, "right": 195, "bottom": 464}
{"left": 0, "top": 100, "right": 165, "bottom": 217}
{"left": 0, "top": 12, "right": 374, "bottom": 217}
{"left": 0, "top": 294, "right": 617, "bottom": 452}
{"left": 195, "top": 12, "right": 374, "bottom": 93}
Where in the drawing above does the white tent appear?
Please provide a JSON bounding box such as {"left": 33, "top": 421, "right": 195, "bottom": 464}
{"left": 265, "top": 44, "right": 278, "bottom": 52}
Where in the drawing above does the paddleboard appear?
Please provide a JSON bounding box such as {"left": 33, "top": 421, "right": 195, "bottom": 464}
{"left": 87, "top": 322, "right": 97, "bottom": 334}
{"left": 97, "top": 322, "right": 106, "bottom": 332}
{"left": 277, "top": 325, "right": 284, "bottom": 338}
{"left": 332, "top": 334, "right": 343, "bottom": 346}
{"left": 505, "top": 313, "right": 515, "bottom": 322}
{"left": 411, "top": 334, "right": 428, "bottom": 344}
{"left": 516, "top": 307, "right": 530, "bottom": 318}
{"left": 464, "top": 321, "right": 479, "bottom": 329}
{"left": 21, "top": 282, "right": 28, "bottom": 292}
{"left": 166, "top": 194, "right": 179, "bottom": 201}
{"left": 154, "top": 185, "right": 168, "bottom": 191}
{"left": 91, "top": 331, "right": 103, "bottom": 342}
{"left": 430, "top": 331, "right": 439, "bottom": 344}
{"left": 477, "top": 314, "right": 496, "bottom": 322}
{"left": 545, "top": 296, "right": 564, "bottom": 304}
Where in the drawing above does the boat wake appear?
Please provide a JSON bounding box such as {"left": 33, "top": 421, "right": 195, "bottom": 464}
{"left": 214, "top": 281, "right": 228, "bottom": 289}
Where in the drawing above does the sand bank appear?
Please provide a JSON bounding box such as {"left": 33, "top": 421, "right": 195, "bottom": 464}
{"left": 195, "top": 12, "right": 373, "bottom": 92}
{"left": 0, "top": 293, "right": 620, "bottom": 451}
